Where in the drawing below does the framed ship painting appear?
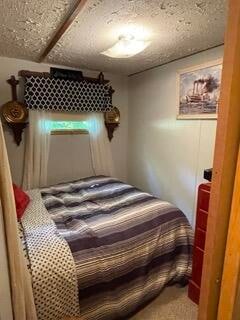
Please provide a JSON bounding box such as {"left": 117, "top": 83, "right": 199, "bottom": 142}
{"left": 177, "top": 59, "right": 222, "bottom": 119}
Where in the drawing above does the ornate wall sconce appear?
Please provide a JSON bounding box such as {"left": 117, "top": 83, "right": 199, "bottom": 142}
{"left": 104, "top": 107, "right": 120, "bottom": 141}
{"left": 1, "top": 76, "right": 28, "bottom": 145}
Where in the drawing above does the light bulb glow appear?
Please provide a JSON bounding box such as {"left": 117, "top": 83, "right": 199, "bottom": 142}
{"left": 101, "top": 34, "right": 151, "bottom": 58}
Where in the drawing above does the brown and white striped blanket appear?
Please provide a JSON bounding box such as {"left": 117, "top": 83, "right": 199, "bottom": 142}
{"left": 41, "top": 176, "right": 193, "bottom": 320}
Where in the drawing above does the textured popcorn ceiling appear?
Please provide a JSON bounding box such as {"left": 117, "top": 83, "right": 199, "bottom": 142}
{"left": 0, "top": 0, "right": 78, "bottom": 61}
{"left": 0, "top": 0, "right": 227, "bottom": 75}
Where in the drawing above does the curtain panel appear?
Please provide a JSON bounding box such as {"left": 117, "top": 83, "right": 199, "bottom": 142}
{"left": 0, "top": 120, "right": 37, "bottom": 320}
{"left": 87, "top": 113, "right": 115, "bottom": 177}
{"left": 23, "top": 110, "right": 52, "bottom": 190}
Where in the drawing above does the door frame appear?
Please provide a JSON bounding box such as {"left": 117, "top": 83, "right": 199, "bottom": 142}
{"left": 218, "top": 147, "right": 240, "bottom": 319}
{"left": 198, "top": 1, "right": 240, "bottom": 319}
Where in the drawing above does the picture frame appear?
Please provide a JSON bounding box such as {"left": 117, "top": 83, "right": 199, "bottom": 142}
{"left": 176, "top": 59, "right": 223, "bottom": 119}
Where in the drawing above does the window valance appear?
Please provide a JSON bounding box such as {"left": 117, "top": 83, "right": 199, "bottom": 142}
{"left": 23, "top": 74, "right": 114, "bottom": 113}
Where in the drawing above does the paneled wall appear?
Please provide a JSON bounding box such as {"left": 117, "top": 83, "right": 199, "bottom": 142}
{"left": 0, "top": 57, "right": 128, "bottom": 186}
{"left": 128, "top": 46, "right": 224, "bottom": 226}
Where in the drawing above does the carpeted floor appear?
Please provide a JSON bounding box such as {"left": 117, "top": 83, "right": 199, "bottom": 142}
{"left": 129, "top": 286, "right": 198, "bottom": 320}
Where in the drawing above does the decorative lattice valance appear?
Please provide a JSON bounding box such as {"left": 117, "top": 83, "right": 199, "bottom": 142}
{"left": 24, "top": 75, "right": 113, "bottom": 112}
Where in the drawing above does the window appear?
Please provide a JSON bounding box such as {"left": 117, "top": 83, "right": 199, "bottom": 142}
{"left": 50, "top": 121, "right": 88, "bottom": 135}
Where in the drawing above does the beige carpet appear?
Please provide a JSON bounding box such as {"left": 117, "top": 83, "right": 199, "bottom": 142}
{"left": 129, "top": 286, "right": 198, "bottom": 320}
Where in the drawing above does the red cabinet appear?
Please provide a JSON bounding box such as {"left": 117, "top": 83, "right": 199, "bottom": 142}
{"left": 188, "top": 183, "right": 211, "bottom": 304}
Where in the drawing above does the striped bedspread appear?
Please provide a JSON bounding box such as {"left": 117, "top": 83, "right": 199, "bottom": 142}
{"left": 41, "top": 176, "right": 193, "bottom": 320}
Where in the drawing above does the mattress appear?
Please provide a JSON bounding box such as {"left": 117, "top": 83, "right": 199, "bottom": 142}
{"left": 40, "top": 176, "right": 193, "bottom": 320}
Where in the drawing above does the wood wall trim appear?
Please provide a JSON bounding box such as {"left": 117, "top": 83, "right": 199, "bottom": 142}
{"left": 51, "top": 129, "right": 88, "bottom": 135}
{"left": 18, "top": 70, "right": 50, "bottom": 79}
{"left": 18, "top": 70, "right": 109, "bottom": 84}
{"left": 198, "top": 0, "right": 240, "bottom": 319}
{"left": 39, "top": 0, "right": 88, "bottom": 62}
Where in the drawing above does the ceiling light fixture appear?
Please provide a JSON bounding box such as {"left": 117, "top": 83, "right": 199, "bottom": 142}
{"left": 101, "top": 34, "right": 151, "bottom": 59}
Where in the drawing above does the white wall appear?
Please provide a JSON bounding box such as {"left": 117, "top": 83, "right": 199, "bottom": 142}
{"left": 48, "top": 134, "right": 94, "bottom": 186}
{"left": 128, "top": 46, "right": 224, "bottom": 226}
{"left": 0, "top": 56, "right": 128, "bottom": 186}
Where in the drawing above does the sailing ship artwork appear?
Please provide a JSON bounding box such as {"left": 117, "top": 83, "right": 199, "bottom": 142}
{"left": 177, "top": 60, "right": 222, "bottom": 119}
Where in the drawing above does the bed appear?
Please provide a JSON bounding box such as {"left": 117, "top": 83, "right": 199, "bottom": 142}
{"left": 20, "top": 176, "right": 193, "bottom": 320}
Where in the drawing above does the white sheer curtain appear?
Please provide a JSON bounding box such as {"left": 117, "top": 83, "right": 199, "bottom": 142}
{"left": 49, "top": 111, "right": 116, "bottom": 177}
{"left": 23, "top": 110, "right": 52, "bottom": 190}
{"left": 0, "top": 120, "right": 37, "bottom": 320}
{"left": 23, "top": 110, "right": 115, "bottom": 189}
{"left": 87, "top": 113, "right": 115, "bottom": 177}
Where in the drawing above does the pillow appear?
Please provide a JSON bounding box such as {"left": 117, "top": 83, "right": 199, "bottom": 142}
{"left": 12, "top": 184, "right": 30, "bottom": 220}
